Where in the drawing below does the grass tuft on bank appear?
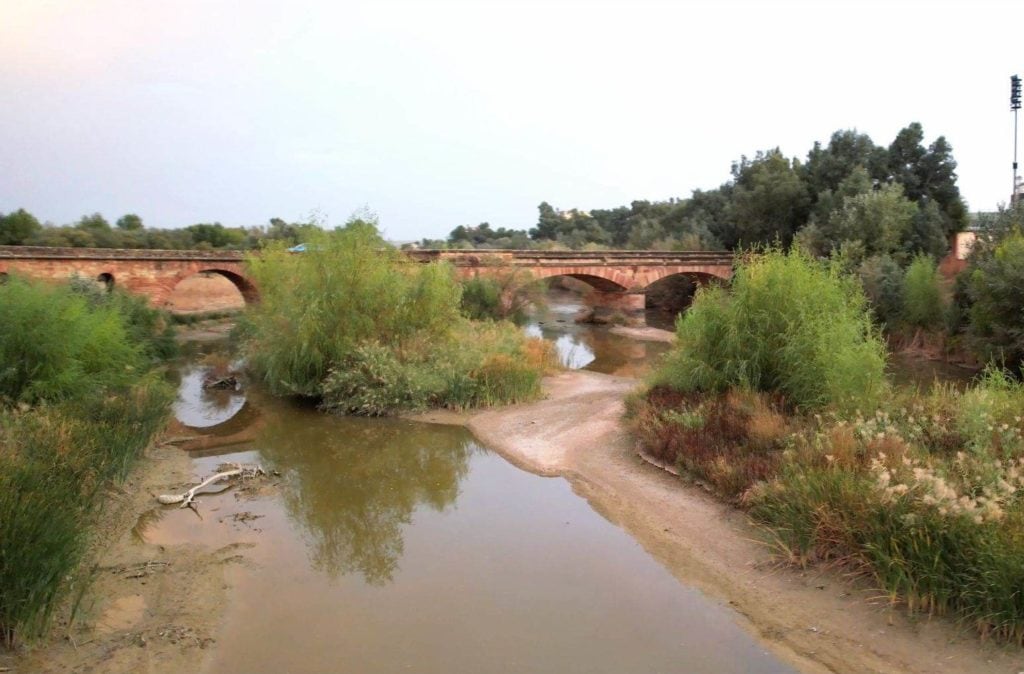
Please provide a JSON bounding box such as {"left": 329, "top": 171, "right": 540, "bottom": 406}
{"left": 0, "top": 277, "right": 174, "bottom": 646}
{"left": 629, "top": 248, "right": 1024, "bottom": 645}
{"left": 242, "top": 219, "right": 554, "bottom": 414}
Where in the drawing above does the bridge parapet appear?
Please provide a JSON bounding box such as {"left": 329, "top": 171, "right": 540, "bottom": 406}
{"left": 406, "top": 249, "right": 734, "bottom": 268}
{"left": 0, "top": 245, "right": 246, "bottom": 262}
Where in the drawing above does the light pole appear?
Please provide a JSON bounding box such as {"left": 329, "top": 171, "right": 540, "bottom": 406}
{"left": 1012, "top": 75, "right": 1021, "bottom": 203}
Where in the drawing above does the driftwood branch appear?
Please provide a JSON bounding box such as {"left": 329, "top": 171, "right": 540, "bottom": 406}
{"left": 156, "top": 463, "right": 264, "bottom": 508}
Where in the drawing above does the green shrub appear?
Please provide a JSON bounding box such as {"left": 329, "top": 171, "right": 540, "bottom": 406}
{"left": 902, "top": 255, "right": 945, "bottom": 331}
{"left": 319, "top": 321, "right": 553, "bottom": 415}
{"left": 858, "top": 254, "right": 904, "bottom": 327}
{"left": 460, "top": 276, "right": 503, "bottom": 320}
{"left": 244, "top": 221, "right": 461, "bottom": 396}
{"left": 244, "top": 217, "right": 551, "bottom": 411}
{"left": 654, "top": 248, "right": 887, "bottom": 412}
{"left": 967, "top": 231, "right": 1024, "bottom": 371}
{"left": 0, "top": 277, "right": 145, "bottom": 405}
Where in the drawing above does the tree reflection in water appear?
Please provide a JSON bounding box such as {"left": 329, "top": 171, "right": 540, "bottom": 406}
{"left": 256, "top": 416, "right": 473, "bottom": 585}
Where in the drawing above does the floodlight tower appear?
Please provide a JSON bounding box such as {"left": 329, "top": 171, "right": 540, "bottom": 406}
{"left": 1013, "top": 75, "right": 1022, "bottom": 203}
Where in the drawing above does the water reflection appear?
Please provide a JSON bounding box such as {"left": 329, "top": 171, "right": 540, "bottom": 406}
{"left": 173, "top": 365, "right": 248, "bottom": 429}
{"left": 525, "top": 290, "right": 671, "bottom": 377}
{"left": 255, "top": 416, "right": 473, "bottom": 585}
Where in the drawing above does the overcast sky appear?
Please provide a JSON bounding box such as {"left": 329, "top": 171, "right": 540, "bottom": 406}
{"left": 1, "top": 0, "right": 1021, "bottom": 240}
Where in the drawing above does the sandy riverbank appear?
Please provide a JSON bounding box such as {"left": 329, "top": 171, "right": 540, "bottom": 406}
{"left": 8, "top": 443, "right": 251, "bottom": 674}
{"left": 465, "top": 370, "right": 1024, "bottom": 674}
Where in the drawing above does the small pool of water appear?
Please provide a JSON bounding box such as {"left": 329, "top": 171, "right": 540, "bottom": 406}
{"left": 523, "top": 290, "right": 671, "bottom": 378}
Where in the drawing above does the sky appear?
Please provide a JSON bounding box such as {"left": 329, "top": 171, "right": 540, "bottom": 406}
{"left": 1, "top": 0, "right": 1022, "bottom": 241}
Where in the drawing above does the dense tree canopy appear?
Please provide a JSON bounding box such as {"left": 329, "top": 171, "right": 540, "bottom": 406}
{"left": 423, "top": 122, "right": 969, "bottom": 257}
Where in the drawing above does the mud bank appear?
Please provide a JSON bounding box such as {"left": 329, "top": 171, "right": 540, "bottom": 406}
{"left": 466, "top": 370, "right": 1024, "bottom": 674}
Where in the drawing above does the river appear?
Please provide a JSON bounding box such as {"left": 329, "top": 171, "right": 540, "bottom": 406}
{"left": 156, "top": 291, "right": 797, "bottom": 673}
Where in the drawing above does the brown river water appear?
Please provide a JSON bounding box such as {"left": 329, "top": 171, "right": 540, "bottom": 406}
{"left": 158, "top": 290, "right": 983, "bottom": 674}
{"left": 159, "top": 292, "right": 799, "bottom": 673}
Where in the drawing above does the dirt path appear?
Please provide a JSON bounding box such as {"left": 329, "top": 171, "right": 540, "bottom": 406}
{"left": 467, "top": 371, "right": 1024, "bottom": 674}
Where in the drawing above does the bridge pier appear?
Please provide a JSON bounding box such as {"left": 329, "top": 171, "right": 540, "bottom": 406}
{"left": 585, "top": 290, "right": 646, "bottom": 323}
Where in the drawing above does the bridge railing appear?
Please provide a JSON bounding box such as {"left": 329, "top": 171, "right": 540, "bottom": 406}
{"left": 0, "top": 245, "right": 734, "bottom": 267}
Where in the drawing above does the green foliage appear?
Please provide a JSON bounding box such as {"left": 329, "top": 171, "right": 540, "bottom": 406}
{"left": 245, "top": 220, "right": 462, "bottom": 396}
{"left": 244, "top": 216, "right": 550, "bottom": 411}
{"left": 654, "top": 249, "right": 887, "bottom": 412}
{"left": 115, "top": 213, "right": 143, "bottom": 231}
{"left": 631, "top": 372, "right": 1024, "bottom": 644}
{"left": 820, "top": 184, "right": 917, "bottom": 258}
{"left": 967, "top": 230, "right": 1024, "bottom": 371}
{"left": 0, "top": 209, "right": 42, "bottom": 245}
{"left": 902, "top": 255, "right": 945, "bottom": 331}
{"left": 0, "top": 277, "right": 145, "bottom": 404}
{"left": 0, "top": 276, "right": 173, "bottom": 644}
{"left": 727, "top": 149, "right": 811, "bottom": 247}
{"left": 857, "top": 254, "right": 904, "bottom": 326}
{"left": 0, "top": 381, "right": 172, "bottom": 644}
{"left": 320, "top": 322, "right": 548, "bottom": 415}
{"left": 459, "top": 267, "right": 542, "bottom": 322}
{"left": 460, "top": 276, "right": 502, "bottom": 320}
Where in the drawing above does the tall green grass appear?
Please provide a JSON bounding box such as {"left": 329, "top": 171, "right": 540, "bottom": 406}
{"left": 243, "top": 219, "right": 552, "bottom": 413}
{"left": 654, "top": 248, "right": 887, "bottom": 412}
{"left": 0, "top": 276, "right": 173, "bottom": 645}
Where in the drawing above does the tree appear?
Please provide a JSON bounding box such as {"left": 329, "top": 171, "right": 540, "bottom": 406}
{"left": 530, "top": 202, "right": 564, "bottom": 241}
{"left": 802, "top": 129, "right": 888, "bottom": 197}
{"left": 75, "top": 213, "right": 111, "bottom": 231}
{"left": 819, "top": 184, "right": 917, "bottom": 258}
{"left": 0, "top": 209, "right": 42, "bottom": 245}
{"left": 728, "top": 149, "right": 811, "bottom": 247}
{"left": 116, "top": 214, "right": 144, "bottom": 231}
{"left": 888, "top": 123, "right": 968, "bottom": 235}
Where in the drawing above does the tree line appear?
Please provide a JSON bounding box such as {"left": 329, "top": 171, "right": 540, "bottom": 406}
{"left": 0, "top": 211, "right": 320, "bottom": 250}
{"left": 427, "top": 122, "right": 968, "bottom": 262}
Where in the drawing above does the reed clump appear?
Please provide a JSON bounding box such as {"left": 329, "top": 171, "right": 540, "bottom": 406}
{"left": 0, "top": 277, "right": 173, "bottom": 646}
{"left": 243, "top": 220, "right": 553, "bottom": 414}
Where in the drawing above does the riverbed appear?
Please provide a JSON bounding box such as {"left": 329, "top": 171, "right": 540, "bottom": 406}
{"left": 18, "top": 292, "right": 1020, "bottom": 674}
{"left": 153, "top": 295, "right": 796, "bottom": 673}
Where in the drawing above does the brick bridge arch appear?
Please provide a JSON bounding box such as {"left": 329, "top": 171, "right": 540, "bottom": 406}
{"left": 0, "top": 246, "right": 733, "bottom": 313}
{"left": 0, "top": 246, "right": 257, "bottom": 309}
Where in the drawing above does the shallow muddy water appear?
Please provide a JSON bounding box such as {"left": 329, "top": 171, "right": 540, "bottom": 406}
{"left": 524, "top": 290, "right": 671, "bottom": 377}
{"left": 158, "top": 304, "right": 798, "bottom": 674}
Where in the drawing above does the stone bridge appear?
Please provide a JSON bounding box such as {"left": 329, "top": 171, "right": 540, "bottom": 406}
{"left": 0, "top": 246, "right": 734, "bottom": 312}
{"left": 407, "top": 249, "right": 734, "bottom": 311}
{"left": 0, "top": 246, "right": 257, "bottom": 307}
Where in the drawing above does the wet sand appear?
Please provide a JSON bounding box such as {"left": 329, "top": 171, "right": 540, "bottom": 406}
{"left": 608, "top": 325, "right": 676, "bottom": 343}
{"left": 466, "top": 370, "right": 1024, "bottom": 674}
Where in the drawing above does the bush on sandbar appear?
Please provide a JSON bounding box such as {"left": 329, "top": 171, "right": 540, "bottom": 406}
{"left": 243, "top": 219, "right": 553, "bottom": 412}
{"left": 654, "top": 248, "right": 887, "bottom": 412}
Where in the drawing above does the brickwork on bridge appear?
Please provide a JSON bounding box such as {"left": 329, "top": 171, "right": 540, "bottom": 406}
{"left": 0, "top": 246, "right": 733, "bottom": 310}
{"left": 0, "top": 246, "right": 255, "bottom": 307}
